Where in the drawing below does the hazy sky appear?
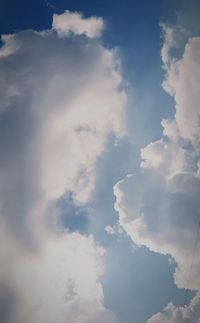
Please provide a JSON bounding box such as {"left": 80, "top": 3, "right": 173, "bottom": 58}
{"left": 0, "top": 1, "right": 200, "bottom": 323}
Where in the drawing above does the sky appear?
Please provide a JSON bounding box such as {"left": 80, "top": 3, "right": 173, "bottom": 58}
{"left": 0, "top": 1, "right": 200, "bottom": 323}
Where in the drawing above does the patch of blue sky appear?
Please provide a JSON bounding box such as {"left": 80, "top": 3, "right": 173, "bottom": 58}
{"left": 58, "top": 134, "right": 136, "bottom": 241}
{"left": 102, "top": 242, "right": 195, "bottom": 323}
{"left": 57, "top": 194, "right": 89, "bottom": 235}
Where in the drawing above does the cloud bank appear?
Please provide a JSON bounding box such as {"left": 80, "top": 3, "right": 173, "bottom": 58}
{"left": 114, "top": 24, "right": 200, "bottom": 322}
{"left": 0, "top": 11, "right": 126, "bottom": 323}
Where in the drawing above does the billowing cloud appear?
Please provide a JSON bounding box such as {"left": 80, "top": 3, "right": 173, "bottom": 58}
{"left": 0, "top": 11, "right": 126, "bottom": 323}
{"left": 114, "top": 170, "right": 200, "bottom": 291}
{"left": 113, "top": 24, "right": 200, "bottom": 322}
{"left": 0, "top": 13, "right": 126, "bottom": 243}
{"left": 52, "top": 11, "right": 104, "bottom": 38}
{"left": 163, "top": 34, "right": 200, "bottom": 143}
{"left": 0, "top": 229, "right": 116, "bottom": 323}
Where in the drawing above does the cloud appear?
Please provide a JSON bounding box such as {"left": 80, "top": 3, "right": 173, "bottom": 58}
{"left": 147, "top": 294, "right": 200, "bottom": 323}
{"left": 162, "top": 33, "right": 200, "bottom": 143}
{"left": 140, "top": 137, "right": 186, "bottom": 176}
{"left": 104, "top": 224, "right": 123, "bottom": 235}
{"left": 160, "top": 24, "right": 177, "bottom": 69}
{"left": 160, "top": 23, "right": 186, "bottom": 69}
{"left": 114, "top": 171, "right": 200, "bottom": 291}
{"left": 0, "top": 11, "right": 126, "bottom": 323}
{"left": 113, "top": 25, "right": 200, "bottom": 322}
{"left": 0, "top": 229, "right": 116, "bottom": 323}
{"left": 0, "top": 19, "right": 126, "bottom": 244}
{"left": 52, "top": 11, "right": 104, "bottom": 38}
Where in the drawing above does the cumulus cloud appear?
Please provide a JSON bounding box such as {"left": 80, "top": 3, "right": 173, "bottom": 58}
{"left": 140, "top": 137, "right": 186, "bottom": 176}
{"left": 163, "top": 36, "right": 200, "bottom": 143}
{"left": 0, "top": 233, "right": 117, "bottom": 323}
{"left": 52, "top": 11, "right": 104, "bottom": 38}
{"left": 113, "top": 24, "right": 200, "bottom": 322}
{"left": 0, "top": 11, "right": 126, "bottom": 323}
{"left": 0, "top": 15, "right": 126, "bottom": 242}
{"left": 114, "top": 171, "right": 200, "bottom": 291}
{"left": 0, "top": 230, "right": 116, "bottom": 323}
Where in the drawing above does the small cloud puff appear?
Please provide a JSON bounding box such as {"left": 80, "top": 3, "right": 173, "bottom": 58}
{"left": 104, "top": 224, "right": 124, "bottom": 235}
{"left": 52, "top": 11, "right": 104, "bottom": 38}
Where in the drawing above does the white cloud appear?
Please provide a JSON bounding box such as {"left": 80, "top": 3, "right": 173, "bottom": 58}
{"left": 160, "top": 24, "right": 176, "bottom": 69}
{"left": 104, "top": 224, "right": 123, "bottom": 235}
{"left": 163, "top": 37, "right": 200, "bottom": 143}
{"left": 0, "top": 228, "right": 116, "bottom": 323}
{"left": 140, "top": 137, "right": 186, "bottom": 176}
{"left": 160, "top": 24, "right": 187, "bottom": 69}
{"left": 0, "top": 18, "right": 126, "bottom": 241}
{"left": 114, "top": 32, "right": 200, "bottom": 291}
{"left": 114, "top": 171, "right": 200, "bottom": 291}
{"left": 53, "top": 11, "right": 104, "bottom": 38}
{"left": 113, "top": 26, "right": 200, "bottom": 322}
{"left": 0, "top": 11, "right": 125, "bottom": 323}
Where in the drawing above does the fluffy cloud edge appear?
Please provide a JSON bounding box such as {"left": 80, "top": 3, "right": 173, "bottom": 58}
{"left": 113, "top": 23, "right": 200, "bottom": 323}
{"left": 52, "top": 11, "right": 104, "bottom": 38}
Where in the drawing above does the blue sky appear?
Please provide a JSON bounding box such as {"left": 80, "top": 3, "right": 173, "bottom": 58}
{"left": 0, "top": 1, "right": 200, "bottom": 323}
